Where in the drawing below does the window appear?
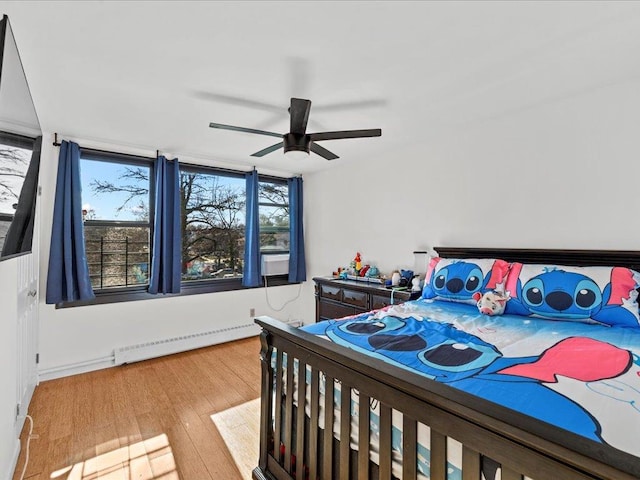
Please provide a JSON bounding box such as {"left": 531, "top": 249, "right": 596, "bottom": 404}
{"left": 259, "top": 179, "right": 289, "bottom": 253}
{"left": 79, "top": 151, "right": 152, "bottom": 290}
{"left": 180, "top": 166, "right": 246, "bottom": 283}
{"left": 179, "top": 166, "right": 291, "bottom": 283}
{"left": 77, "top": 151, "right": 291, "bottom": 303}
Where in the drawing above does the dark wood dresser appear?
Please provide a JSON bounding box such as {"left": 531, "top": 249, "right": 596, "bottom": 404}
{"left": 313, "top": 276, "right": 421, "bottom": 323}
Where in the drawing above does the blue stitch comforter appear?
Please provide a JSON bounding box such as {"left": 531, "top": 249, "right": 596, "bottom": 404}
{"left": 302, "top": 298, "right": 640, "bottom": 461}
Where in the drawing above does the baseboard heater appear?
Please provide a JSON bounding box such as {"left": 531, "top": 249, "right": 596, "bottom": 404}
{"left": 114, "top": 323, "right": 259, "bottom": 365}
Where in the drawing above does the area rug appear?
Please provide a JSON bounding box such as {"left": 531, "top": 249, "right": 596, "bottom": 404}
{"left": 211, "top": 398, "right": 260, "bottom": 480}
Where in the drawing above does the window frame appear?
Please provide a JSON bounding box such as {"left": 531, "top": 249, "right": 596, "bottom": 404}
{"left": 0, "top": 130, "right": 36, "bottom": 150}
{"left": 58, "top": 151, "right": 294, "bottom": 308}
{"left": 80, "top": 148, "right": 154, "bottom": 291}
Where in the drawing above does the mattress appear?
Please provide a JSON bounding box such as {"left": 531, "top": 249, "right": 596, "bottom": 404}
{"left": 295, "top": 298, "right": 640, "bottom": 478}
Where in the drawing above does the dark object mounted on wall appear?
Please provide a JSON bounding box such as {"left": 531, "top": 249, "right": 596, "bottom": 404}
{"left": 0, "top": 14, "right": 42, "bottom": 259}
{"left": 1, "top": 134, "right": 41, "bottom": 257}
{"left": 209, "top": 97, "right": 381, "bottom": 160}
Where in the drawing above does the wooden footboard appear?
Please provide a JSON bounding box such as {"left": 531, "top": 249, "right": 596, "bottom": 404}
{"left": 252, "top": 316, "right": 639, "bottom": 480}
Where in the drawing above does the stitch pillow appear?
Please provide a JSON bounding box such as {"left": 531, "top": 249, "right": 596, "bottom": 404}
{"left": 421, "top": 257, "right": 510, "bottom": 305}
{"left": 504, "top": 263, "right": 640, "bottom": 327}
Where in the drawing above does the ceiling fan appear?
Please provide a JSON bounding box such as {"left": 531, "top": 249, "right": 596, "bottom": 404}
{"left": 209, "top": 98, "right": 382, "bottom": 160}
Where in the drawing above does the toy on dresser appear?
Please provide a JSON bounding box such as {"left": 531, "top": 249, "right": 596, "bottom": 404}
{"left": 335, "top": 252, "right": 382, "bottom": 282}
{"left": 473, "top": 290, "right": 510, "bottom": 316}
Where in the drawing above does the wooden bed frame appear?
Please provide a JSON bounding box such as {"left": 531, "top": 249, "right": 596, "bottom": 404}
{"left": 252, "top": 248, "right": 640, "bottom": 480}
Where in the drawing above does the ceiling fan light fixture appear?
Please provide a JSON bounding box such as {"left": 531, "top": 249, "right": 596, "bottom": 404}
{"left": 283, "top": 132, "right": 310, "bottom": 160}
{"left": 285, "top": 149, "right": 309, "bottom": 161}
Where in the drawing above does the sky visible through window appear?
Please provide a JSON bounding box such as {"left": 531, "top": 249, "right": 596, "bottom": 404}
{"left": 80, "top": 159, "right": 149, "bottom": 221}
{"left": 80, "top": 159, "right": 250, "bottom": 222}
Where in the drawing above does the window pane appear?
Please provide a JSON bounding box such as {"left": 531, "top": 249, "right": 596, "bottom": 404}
{"left": 80, "top": 159, "right": 150, "bottom": 221}
{"left": 259, "top": 180, "right": 289, "bottom": 252}
{"left": 85, "top": 224, "right": 150, "bottom": 289}
{"left": 260, "top": 205, "right": 289, "bottom": 251}
{"left": 182, "top": 171, "right": 246, "bottom": 282}
{"left": 259, "top": 181, "right": 288, "bottom": 206}
{"left": 80, "top": 156, "right": 151, "bottom": 290}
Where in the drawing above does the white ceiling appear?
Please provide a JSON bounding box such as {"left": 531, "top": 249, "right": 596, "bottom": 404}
{"left": 2, "top": 1, "right": 640, "bottom": 175}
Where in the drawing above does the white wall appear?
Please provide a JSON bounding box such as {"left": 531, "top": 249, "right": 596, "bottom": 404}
{"left": 36, "top": 135, "right": 315, "bottom": 378}
{"left": 0, "top": 258, "right": 19, "bottom": 480}
{"left": 304, "top": 79, "right": 640, "bottom": 279}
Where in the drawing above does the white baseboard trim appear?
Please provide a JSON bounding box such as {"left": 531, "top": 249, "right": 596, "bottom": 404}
{"left": 6, "top": 439, "right": 20, "bottom": 480}
{"left": 114, "top": 323, "right": 260, "bottom": 365}
{"left": 38, "top": 356, "right": 115, "bottom": 382}
{"left": 38, "top": 323, "right": 261, "bottom": 381}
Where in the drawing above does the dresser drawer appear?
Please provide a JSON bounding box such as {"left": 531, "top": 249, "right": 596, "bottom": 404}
{"left": 318, "top": 301, "right": 358, "bottom": 320}
{"left": 342, "top": 288, "right": 368, "bottom": 309}
{"left": 319, "top": 284, "right": 342, "bottom": 302}
{"left": 371, "top": 294, "right": 394, "bottom": 310}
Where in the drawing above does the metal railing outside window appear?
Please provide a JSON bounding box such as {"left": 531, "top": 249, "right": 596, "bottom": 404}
{"left": 84, "top": 222, "right": 150, "bottom": 289}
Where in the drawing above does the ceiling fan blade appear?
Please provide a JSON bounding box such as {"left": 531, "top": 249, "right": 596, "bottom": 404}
{"left": 251, "top": 142, "right": 284, "bottom": 157}
{"left": 209, "top": 122, "right": 283, "bottom": 139}
{"left": 310, "top": 142, "right": 339, "bottom": 160}
{"left": 309, "top": 129, "right": 382, "bottom": 142}
{"left": 194, "top": 91, "right": 282, "bottom": 114}
{"left": 313, "top": 99, "right": 387, "bottom": 112}
{"left": 289, "top": 98, "right": 311, "bottom": 135}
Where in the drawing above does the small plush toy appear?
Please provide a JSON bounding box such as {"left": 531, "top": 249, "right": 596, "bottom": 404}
{"left": 472, "top": 290, "right": 510, "bottom": 316}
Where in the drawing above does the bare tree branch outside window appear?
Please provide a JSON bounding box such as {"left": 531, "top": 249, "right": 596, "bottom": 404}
{"left": 85, "top": 165, "right": 250, "bottom": 283}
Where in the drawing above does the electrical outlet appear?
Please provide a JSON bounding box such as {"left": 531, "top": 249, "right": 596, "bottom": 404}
{"left": 249, "top": 308, "right": 255, "bottom": 317}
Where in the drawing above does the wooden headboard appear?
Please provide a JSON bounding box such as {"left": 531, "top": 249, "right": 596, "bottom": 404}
{"left": 435, "top": 247, "right": 640, "bottom": 272}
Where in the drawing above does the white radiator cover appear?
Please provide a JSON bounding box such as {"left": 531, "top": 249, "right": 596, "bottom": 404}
{"left": 114, "top": 323, "right": 260, "bottom": 365}
{"left": 261, "top": 253, "right": 290, "bottom": 276}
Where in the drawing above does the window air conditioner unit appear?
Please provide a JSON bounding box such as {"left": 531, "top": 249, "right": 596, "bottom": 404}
{"left": 261, "top": 254, "right": 290, "bottom": 276}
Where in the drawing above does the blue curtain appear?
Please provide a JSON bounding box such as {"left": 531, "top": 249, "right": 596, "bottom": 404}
{"left": 243, "top": 169, "right": 261, "bottom": 287}
{"left": 148, "top": 156, "right": 182, "bottom": 294}
{"left": 45, "top": 141, "right": 95, "bottom": 304}
{"left": 288, "top": 176, "right": 306, "bottom": 283}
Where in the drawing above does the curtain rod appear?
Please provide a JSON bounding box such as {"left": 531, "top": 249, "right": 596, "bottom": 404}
{"left": 53, "top": 133, "right": 153, "bottom": 159}
{"left": 52, "top": 133, "right": 296, "bottom": 181}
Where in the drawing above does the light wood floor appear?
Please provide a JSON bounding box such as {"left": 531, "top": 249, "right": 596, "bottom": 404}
{"left": 12, "top": 336, "right": 262, "bottom": 480}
